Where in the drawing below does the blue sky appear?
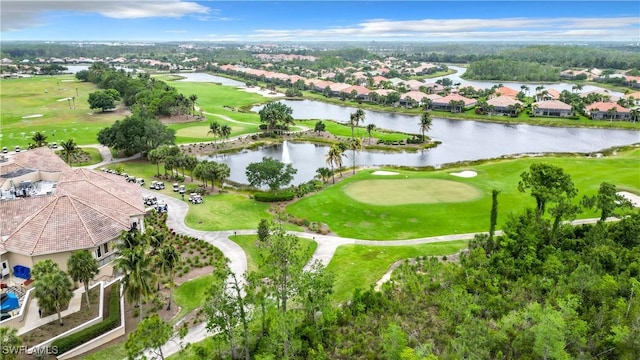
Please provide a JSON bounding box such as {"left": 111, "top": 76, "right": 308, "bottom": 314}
{"left": 2, "top": 1, "right": 639, "bottom": 42}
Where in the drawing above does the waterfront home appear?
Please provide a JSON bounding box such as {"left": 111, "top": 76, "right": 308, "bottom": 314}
{"left": 532, "top": 100, "right": 573, "bottom": 117}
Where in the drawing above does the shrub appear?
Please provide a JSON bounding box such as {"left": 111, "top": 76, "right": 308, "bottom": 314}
{"left": 254, "top": 190, "right": 295, "bottom": 202}
{"left": 52, "top": 283, "right": 121, "bottom": 355}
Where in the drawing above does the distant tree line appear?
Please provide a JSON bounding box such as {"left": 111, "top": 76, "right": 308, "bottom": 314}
{"left": 463, "top": 59, "right": 562, "bottom": 81}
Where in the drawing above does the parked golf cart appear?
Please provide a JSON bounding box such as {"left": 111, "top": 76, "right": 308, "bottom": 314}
{"left": 155, "top": 202, "right": 168, "bottom": 213}
{"left": 143, "top": 195, "right": 157, "bottom": 206}
{"left": 188, "top": 193, "right": 203, "bottom": 204}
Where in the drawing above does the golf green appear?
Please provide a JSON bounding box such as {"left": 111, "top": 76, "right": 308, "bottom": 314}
{"left": 343, "top": 179, "right": 482, "bottom": 205}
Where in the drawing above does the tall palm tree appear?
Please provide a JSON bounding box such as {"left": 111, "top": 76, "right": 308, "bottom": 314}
{"left": 67, "top": 250, "right": 99, "bottom": 310}
{"left": 60, "top": 138, "right": 78, "bottom": 165}
{"left": 521, "top": 85, "right": 530, "bottom": 96}
{"left": 158, "top": 245, "right": 181, "bottom": 310}
{"left": 31, "top": 131, "right": 48, "bottom": 148}
{"left": 33, "top": 264, "right": 73, "bottom": 326}
{"left": 219, "top": 124, "right": 232, "bottom": 144}
{"left": 189, "top": 94, "right": 198, "bottom": 114}
{"left": 419, "top": 111, "right": 432, "bottom": 141}
{"left": 348, "top": 137, "right": 362, "bottom": 175}
{"left": 0, "top": 326, "right": 22, "bottom": 360}
{"left": 366, "top": 123, "right": 376, "bottom": 144}
{"left": 630, "top": 108, "right": 639, "bottom": 123}
{"left": 326, "top": 144, "right": 346, "bottom": 184}
{"left": 349, "top": 108, "right": 366, "bottom": 138}
{"left": 114, "top": 246, "right": 154, "bottom": 320}
{"left": 208, "top": 121, "right": 220, "bottom": 146}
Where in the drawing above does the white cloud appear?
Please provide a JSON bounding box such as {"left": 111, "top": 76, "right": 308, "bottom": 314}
{"left": 248, "top": 17, "right": 640, "bottom": 41}
{"left": 1, "top": 0, "right": 210, "bottom": 31}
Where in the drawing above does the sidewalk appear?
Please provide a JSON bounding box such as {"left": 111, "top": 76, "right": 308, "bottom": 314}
{"left": 18, "top": 287, "right": 85, "bottom": 335}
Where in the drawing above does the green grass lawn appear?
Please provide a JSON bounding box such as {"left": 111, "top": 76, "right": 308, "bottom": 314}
{"left": 231, "top": 234, "right": 317, "bottom": 274}
{"left": 328, "top": 240, "right": 468, "bottom": 302}
{"left": 184, "top": 193, "right": 273, "bottom": 231}
{"left": 287, "top": 148, "right": 640, "bottom": 240}
{"left": 173, "top": 274, "right": 216, "bottom": 322}
{"left": 81, "top": 343, "right": 127, "bottom": 360}
{"left": 74, "top": 147, "right": 103, "bottom": 166}
{"left": 0, "top": 76, "right": 126, "bottom": 148}
{"left": 297, "top": 119, "right": 413, "bottom": 140}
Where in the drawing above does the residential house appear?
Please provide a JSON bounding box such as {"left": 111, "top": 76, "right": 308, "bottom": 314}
{"left": 404, "top": 79, "right": 427, "bottom": 91}
{"left": 580, "top": 90, "right": 620, "bottom": 103}
{"left": 625, "top": 91, "right": 640, "bottom": 106}
{"left": 423, "top": 82, "right": 445, "bottom": 94}
{"left": 341, "top": 85, "right": 371, "bottom": 101}
{"left": 532, "top": 100, "right": 573, "bottom": 117}
{"left": 586, "top": 102, "right": 631, "bottom": 121}
{"left": 492, "top": 86, "right": 519, "bottom": 98}
{"left": 328, "top": 83, "right": 352, "bottom": 97}
{"left": 0, "top": 148, "right": 145, "bottom": 282}
{"left": 399, "top": 91, "right": 429, "bottom": 107}
{"left": 486, "top": 96, "right": 524, "bottom": 115}
{"left": 431, "top": 94, "right": 477, "bottom": 111}
{"left": 535, "top": 88, "right": 561, "bottom": 102}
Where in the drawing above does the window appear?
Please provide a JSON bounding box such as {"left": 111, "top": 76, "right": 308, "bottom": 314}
{"left": 103, "top": 243, "right": 109, "bottom": 254}
{"left": 96, "top": 246, "right": 102, "bottom": 258}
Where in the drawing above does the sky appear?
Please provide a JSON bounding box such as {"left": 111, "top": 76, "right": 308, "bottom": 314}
{"left": 1, "top": 1, "right": 639, "bottom": 42}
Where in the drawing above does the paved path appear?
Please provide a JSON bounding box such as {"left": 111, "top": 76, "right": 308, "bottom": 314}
{"left": 80, "top": 144, "right": 141, "bottom": 169}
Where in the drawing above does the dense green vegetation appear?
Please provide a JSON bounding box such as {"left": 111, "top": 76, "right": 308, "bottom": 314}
{"left": 463, "top": 59, "right": 561, "bottom": 81}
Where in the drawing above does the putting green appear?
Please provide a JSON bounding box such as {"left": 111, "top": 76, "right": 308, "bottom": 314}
{"left": 343, "top": 179, "right": 482, "bottom": 205}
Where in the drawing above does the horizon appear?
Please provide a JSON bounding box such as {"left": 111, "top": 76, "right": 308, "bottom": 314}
{"left": 1, "top": 1, "right": 639, "bottom": 43}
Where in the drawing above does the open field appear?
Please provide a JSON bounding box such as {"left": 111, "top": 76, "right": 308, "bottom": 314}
{"left": 287, "top": 147, "right": 640, "bottom": 240}
{"left": 0, "top": 76, "right": 127, "bottom": 148}
{"left": 327, "top": 241, "right": 468, "bottom": 302}
{"left": 343, "top": 178, "right": 481, "bottom": 205}
{"left": 231, "top": 234, "right": 317, "bottom": 274}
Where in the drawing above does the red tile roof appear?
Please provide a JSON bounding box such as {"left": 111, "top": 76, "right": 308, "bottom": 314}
{"left": 587, "top": 102, "right": 629, "bottom": 113}
{"left": 494, "top": 86, "right": 519, "bottom": 98}
{"left": 533, "top": 100, "right": 572, "bottom": 110}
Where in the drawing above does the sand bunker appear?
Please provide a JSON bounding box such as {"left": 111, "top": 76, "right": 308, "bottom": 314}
{"left": 22, "top": 114, "right": 43, "bottom": 119}
{"left": 61, "top": 80, "right": 75, "bottom": 82}
{"left": 372, "top": 170, "right": 399, "bottom": 176}
{"left": 57, "top": 97, "right": 72, "bottom": 102}
{"left": 618, "top": 191, "right": 640, "bottom": 207}
{"left": 450, "top": 170, "right": 477, "bottom": 178}
{"left": 240, "top": 86, "right": 284, "bottom": 98}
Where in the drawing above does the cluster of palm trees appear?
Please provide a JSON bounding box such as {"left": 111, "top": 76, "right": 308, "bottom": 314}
{"left": 28, "top": 132, "right": 82, "bottom": 165}
{"left": 113, "top": 215, "right": 181, "bottom": 318}
{"left": 193, "top": 160, "right": 231, "bottom": 191}
{"left": 148, "top": 145, "right": 198, "bottom": 180}
{"left": 208, "top": 120, "right": 232, "bottom": 147}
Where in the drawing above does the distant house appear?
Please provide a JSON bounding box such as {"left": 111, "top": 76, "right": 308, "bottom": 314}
{"left": 532, "top": 100, "right": 573, "bottom": 117}
{"left": 486, "top": 96, "right": 523, "bottom": 114}
{"left": 492, "top": 86, "right": 519, "bottom": 98}
{"left": 431, "top": 94, "right": 477, "bottom": 111}
{"left": 399, "top": 91, "right": 430, "bottom": 107}
{"left": 535, "top": 88, "right": 561, "bottom": 102}
{"left": 625, "top": 91, "right": 640, "bottom": 106}
{"left": 341, "top": 85, "right": 371, "bottom": 101}
{"left": 586, "top": 102, "right": 631, "bottom": 121}
{"left": 580, "top": 90, "right": 620, "bottom": 103}
{"left": 0, "top": 148, "right": 145, "bottom": 281}
{"left": 404, "top": 79, "right": 426, "bottom": 91}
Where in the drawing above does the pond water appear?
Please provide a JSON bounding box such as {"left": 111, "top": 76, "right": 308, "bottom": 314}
{"left": 207, "top": 100, "right": 639, "bottom": 185}
{"left": 176, "top": 72, "right": 246, "bottom": 86}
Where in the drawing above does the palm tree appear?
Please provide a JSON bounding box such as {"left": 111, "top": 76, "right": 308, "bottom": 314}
{"left": 189, "top": 94, "right": 198, "bottom": 114}
{"left": 67, "top": 250, "right": 99, "bottom": 310}
{"left": 348, "top": 137, "right": 362, "bottom": 175}
{"left": 326, "top": 144, "right": 346, "bottom": 184}
{"left": 630, "top": 108, "right": 639, "bottom": 123}
{"left": 219, "top": 124, "right": 232, "bottom": 144}
{"left": 366, "top": 123, "right": 376, "bottom": 144}
{"left": 114, "top": 246, "right": 154, "bottom": 320}
{"left": 31, "top": 131, "right": 48, "bottom": 148}
{"left": 33, "top": 262, "right": 73, "bottom": 326}
{"left": 606, "top": 107, "right": 618, "bottom": 122}
{"left": 208, "top": 121, "right": 220, "bottom": 146}
{"left": 0, "top": 326, "right": 22, "bottom": 360}
{"left": 521, "top": 85, "right": 530, "bottom": 96}
{"left": 349, "top": 108, "right": 366, "bottom": 139}
{"left": 419, "top": 111, "right": 432, "bottom": 141}
{"left": 60, "top": 138, "right": 79, "bottom": 165}
{"left": 158, "top": 245, "right": 181, "bottom": 310}
{"left": 315, "top": 167, "right": 333, "bottom": 183}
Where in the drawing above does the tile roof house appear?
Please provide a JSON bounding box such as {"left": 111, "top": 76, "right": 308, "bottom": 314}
{"left": 431, "top": 94, "right": 477, "bottom": 111}
{"left": 0, "top": 148, "right": 145, "bottom": 278}
{"left": 486, "top": 96, "right": 524, "bottom": 114}
{"left": 586, "top": 102, "right": 631, "bottom": 121}
{"left": 492, "top": 86, "right": 520, "bottom": 98}
{"left": 536, "top": 88, "right": 561, "bottom": 102}
{"left": 532, "top": 100, "right": 573, "bottom": 117}
{"left": 399, "top": 91, "right": 432, "bottom": 107}
{"left": 625, "top": 91, "right": 640, "bottom": 105}
{"left": 341, "top": 85, "right": 371, "bottom": 101}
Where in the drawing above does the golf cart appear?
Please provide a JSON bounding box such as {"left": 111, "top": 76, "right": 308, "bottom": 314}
{"left": 150, "top": 181, "right": 165, "bottom": 190}
{"left": 136, "top": 178, "right": 145, "bottom": 186}
{"left": 172, "top": 183, "right": 180, "bottom": 192}
{"left": 143, "top": 195, "right": 157, "bottom": 206}
{"left": 155, "top": 202, "right": 168, "bottom": 213}
{"left": 178, "top": 185, "right": 186, "bottom": 195}
{"left": 188, "top": 193, "right": 203, "bottom": 204}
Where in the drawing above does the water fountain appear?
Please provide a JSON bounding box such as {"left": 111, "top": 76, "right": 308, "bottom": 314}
{"left": 281, "top": 140, "right": 292, "bottom": 164}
